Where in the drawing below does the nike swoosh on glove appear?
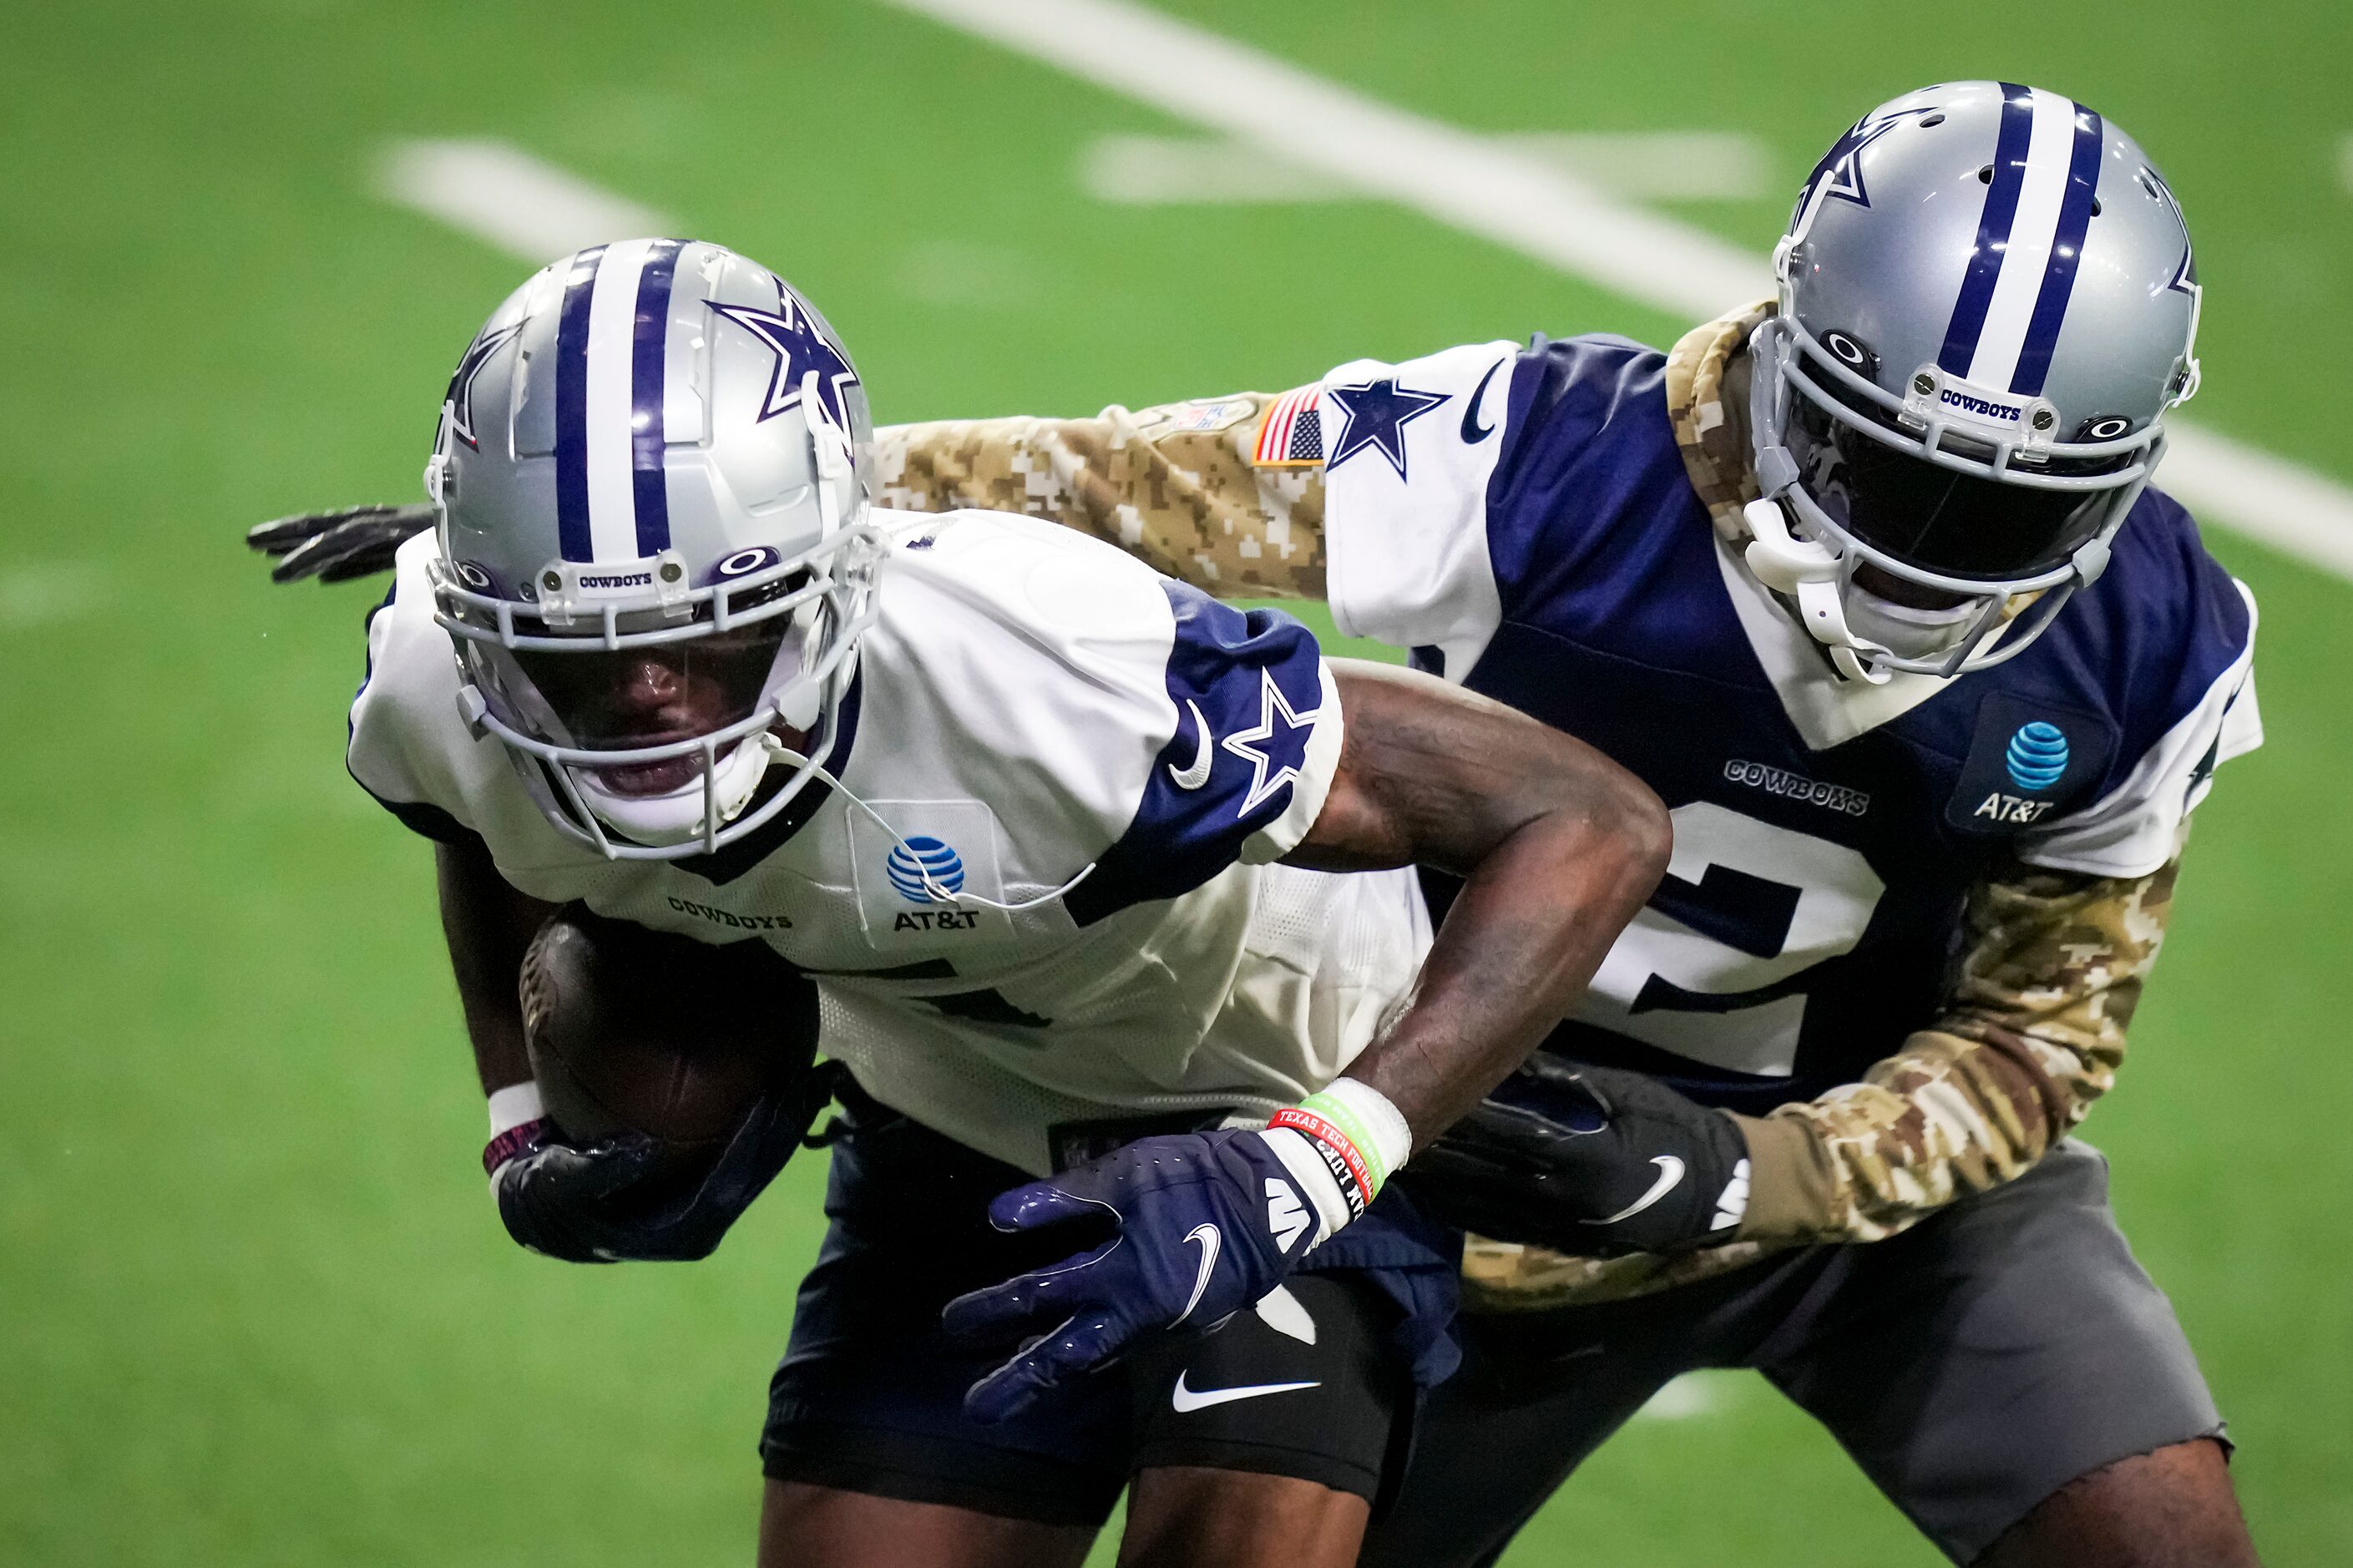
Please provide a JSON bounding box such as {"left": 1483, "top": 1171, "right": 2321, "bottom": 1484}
{"left": 491, "top": 1064, "right": 840, "bottom": 1263}
{"left": 1403, "top": 1056, "right": 1750, "bottom": 1257}
{"left": 941, "top": 1130, "right": 1328, "bottom": 1423}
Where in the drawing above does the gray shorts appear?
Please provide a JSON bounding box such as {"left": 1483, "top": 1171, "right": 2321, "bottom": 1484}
{"left": 1361, "top": 1141, "right": 2227, "bottom": 1566}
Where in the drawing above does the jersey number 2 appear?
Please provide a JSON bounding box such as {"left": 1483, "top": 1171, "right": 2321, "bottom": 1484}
{"left": 1572, "top": 802, "right": 1885, "bottom": 1079}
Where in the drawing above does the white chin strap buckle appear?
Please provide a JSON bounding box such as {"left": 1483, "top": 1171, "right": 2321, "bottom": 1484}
{"left": 1740, "top": 498, "right": 1891, "bottom": 685}
{"left": 1741, "top": 497, "right": 1835, "bottom": 594}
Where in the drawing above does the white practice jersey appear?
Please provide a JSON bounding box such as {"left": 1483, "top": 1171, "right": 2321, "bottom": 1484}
{"left": 350, "top": 510, "right": 1429, "bottom": 1172}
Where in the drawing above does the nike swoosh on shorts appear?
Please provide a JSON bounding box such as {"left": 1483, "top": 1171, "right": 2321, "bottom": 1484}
{"left": 1170, "top": 1371, "right": 1323, "bottom": 1414}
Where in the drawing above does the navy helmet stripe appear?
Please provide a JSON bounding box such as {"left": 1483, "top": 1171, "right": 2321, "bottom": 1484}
{"left": 629, "top": 240, "right": 681, "bottom": 556}
{"left": 551, "top": 244, "right": 606, "bottom": 563}
{"left": 1936, "top": 83, "right": 2035, "bottom": 377}
{"left": 2009, "top": 108, "right": 2104, "bottom": 397}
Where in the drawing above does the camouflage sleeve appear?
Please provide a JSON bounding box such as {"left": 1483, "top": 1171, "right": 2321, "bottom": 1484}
{"left": 872, "top": 395, "right": 1328, "bottom": 599}
{"left": 1731, "top": 847, "right": 2181, "bottom": 1246}
{"left": 1461, "top": 847, "right": 2181, "bottom": 1310}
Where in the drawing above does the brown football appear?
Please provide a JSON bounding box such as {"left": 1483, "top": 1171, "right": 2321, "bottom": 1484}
{"left": 518, "top": 905, "right": 820, "bottom": 1152}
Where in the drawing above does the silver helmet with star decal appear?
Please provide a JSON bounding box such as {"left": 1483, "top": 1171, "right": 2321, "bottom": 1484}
{"left": 1743, "top": 83, "right": 2201, "bottom": 682}
{"left": 423, "top": 239, "right": 885, "bottom": 858}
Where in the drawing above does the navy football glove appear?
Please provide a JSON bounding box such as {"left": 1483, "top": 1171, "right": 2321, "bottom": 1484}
{"left": 246, "top": 503, "right": 433, "bottom": 584}
{"left": 488, "top": 1066, "right": 837, "bottom": 1263}
{"left": 1404, "top": 1057, "right": 1750, "bottom": 1257}
{"left": 943, "top": 1130, "right": 1338, "bottom": 1423}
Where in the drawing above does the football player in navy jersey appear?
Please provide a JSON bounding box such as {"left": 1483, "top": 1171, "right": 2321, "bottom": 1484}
{"left": 832, "top": 83, "right": 2264, "bottom": 1568}
{"left": 250, "top": 83, "right": 2263, "bottom": 1566}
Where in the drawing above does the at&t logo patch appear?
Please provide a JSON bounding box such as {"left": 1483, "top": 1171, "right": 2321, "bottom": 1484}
{"left": 886, "top": 836, "right": 964, "bottom": 902}
{"left": 1946, "top": 697, "right": 2112, "bottom": 837}
{"left": 2004, "top": 722, "right": 2070, "bottom": 791}
{"left": 847, "top": 802, "right": 1008, "bottom": 948}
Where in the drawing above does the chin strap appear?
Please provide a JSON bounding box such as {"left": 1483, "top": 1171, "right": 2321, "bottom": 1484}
{"left": 1740, "top": 498, "right": 1893, "bottom": 685}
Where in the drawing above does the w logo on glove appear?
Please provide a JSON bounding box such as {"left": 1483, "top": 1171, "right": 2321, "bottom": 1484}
{"left": 944, "top": 1130, "right": 1338, "bottom": 1423}
{"left": 1266, "top": 1178, "right": 1311, "bottom": 1254}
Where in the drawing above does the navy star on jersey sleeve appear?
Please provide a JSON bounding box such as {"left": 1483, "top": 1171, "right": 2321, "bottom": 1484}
{"left": 1318, "top": 333, "right": 1680, "bottom": 681}
{"left": 1063, "top": 581, "right": 1341, "bottom": 925}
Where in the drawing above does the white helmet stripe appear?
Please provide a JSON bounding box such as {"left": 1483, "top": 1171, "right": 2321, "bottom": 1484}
{"left": 580, "top": 237, "right": 660, "bottom": 563}
{"left": 1964, "top": 89, "right": 2083, "bottom": 391}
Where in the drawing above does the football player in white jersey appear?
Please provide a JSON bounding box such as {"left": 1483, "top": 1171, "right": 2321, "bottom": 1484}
{"left": 305, "top": 240, "right": 1668, "bottom": 1568}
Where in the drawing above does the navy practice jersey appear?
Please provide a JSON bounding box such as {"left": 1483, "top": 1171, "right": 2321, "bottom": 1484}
{"left": 1317, "top": 336, "right": 2259, "bottom": 1115}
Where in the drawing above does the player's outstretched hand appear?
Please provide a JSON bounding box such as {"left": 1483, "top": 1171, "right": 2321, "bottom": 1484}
{"left": 1405, "top": 1057, "right": 1752, "bottom": 1257}
{"left": 944, "top": 1131, "right": 1316, "bottom": 1423}
{"left": 246, "top": 503, "right": 434, "bottom": 584}
{"left": 486, "top": 1085, "right": 817, "bottom": 1263}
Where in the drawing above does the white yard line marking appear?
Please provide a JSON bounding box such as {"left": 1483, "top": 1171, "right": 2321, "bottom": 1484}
{"left": 884, "top": 0, "right": 2353, "bottom": 583}
{"left": 884, "top": 0, "right": 1758, "bottom": 313}
{"left": 373, "top": 138, "right": 675, "bottom": 264}
{"left": 1084, "top": 130, "right": 1772, "bottom": 205}
{"left": 2162, "top": 424, "right": 2353, "bottom": 579}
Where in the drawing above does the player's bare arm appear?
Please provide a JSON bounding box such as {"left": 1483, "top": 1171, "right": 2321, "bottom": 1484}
{"left": 433, "top": 835, "right": 557, "bottom": 1096}
{"left": 1290, "top": 661, "right": 1670, "bottom": 1144}
{"left": 942, "top": 667, "right": 1667, "bottom": 1419}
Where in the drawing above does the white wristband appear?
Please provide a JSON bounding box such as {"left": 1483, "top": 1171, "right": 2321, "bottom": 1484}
{"left": 486, "top": 1081, "right": 545, "bottom": 1137}
{"left": 1309, "top": 1077, "right": 1414, "bottom": 1178}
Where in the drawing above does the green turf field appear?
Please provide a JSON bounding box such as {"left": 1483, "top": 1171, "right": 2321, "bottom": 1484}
{"left": 5, "top": 2, "right": 2350, "bottom": 1563}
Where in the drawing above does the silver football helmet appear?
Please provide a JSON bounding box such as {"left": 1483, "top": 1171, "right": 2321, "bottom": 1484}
{"left": 422, "top": 239, "right": 887, "bottom": 857}
{"left": 1745, "top": 82, "right": 2202, "bottom": 681}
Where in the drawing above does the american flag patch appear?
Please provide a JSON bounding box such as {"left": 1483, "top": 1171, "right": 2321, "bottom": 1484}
{"left": 1252, "top": 386, "right": 1324, "bottom": 468}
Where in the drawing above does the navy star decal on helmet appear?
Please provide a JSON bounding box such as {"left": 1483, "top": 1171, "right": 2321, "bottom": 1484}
{"left": 1743, "top": 82, "right": 2202, "bottom": 682}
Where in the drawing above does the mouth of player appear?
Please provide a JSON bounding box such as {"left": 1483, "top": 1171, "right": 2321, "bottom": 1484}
{"left": 594, "top": 751, "right": 709, "bottom": 797}
{"left": 590, "top": 718, "right": 820, "bottom": 798}
{"left": 511, "top": 630, "right": 798, "bottom": 798}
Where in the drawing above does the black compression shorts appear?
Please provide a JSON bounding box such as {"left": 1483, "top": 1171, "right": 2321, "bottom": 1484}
{"left": 761, "top": 1096, "right": 1424, "bottom": 1525}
